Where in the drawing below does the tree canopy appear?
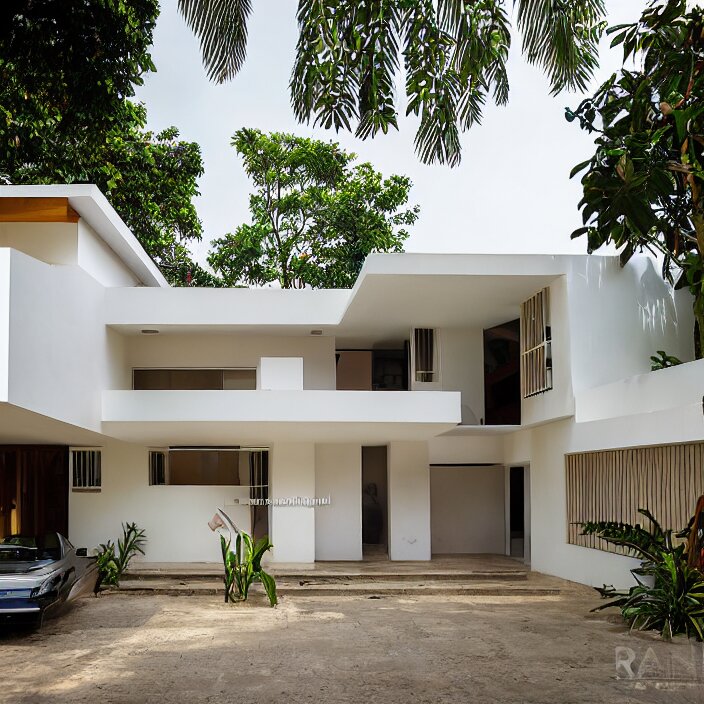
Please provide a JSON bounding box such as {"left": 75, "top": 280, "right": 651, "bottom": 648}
{"left": 178, "top": 0, "right": 607, "bottom": 166}
{"left": 0, "top": 0, "right": 207, "bottom": 285}
{"left": 567, "top": 0, "right": 704, "bottom": 357}
{"left": 208, "top": 129, "right": 418, "bottom": 288}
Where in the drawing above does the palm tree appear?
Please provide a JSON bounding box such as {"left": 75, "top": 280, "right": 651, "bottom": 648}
{"left": 178, "top": 0, "right": 605, "bottom": 166}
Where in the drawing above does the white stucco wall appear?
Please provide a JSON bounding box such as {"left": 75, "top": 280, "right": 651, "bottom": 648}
{"left": 125, "top": 334, "right": 336, "bottom": 390}
{"left": 430, "top": 466, "right": 505, "bottom": 554}
{"left": 68, "top": 440, "right": 234, "bottom": 562}
{"left": 428, "top": 435, "right": 505, "bottom": 465}
{"left": 0, "top": 250, "right": 9, "bottom": 402}
{"left": 505, "top": 386, "right": 704, "bottom": 588}
{"left": 270, "top": 442, "right": 316, "bottom": 563}
{"left": 0, "top": 222, "right": 78, "bottom": 266}
{"left": 566, "top": 255, "right": 694, "bottom": 393}
{"left": 259, "top": 357, "right": 304, "bottom": 390}
{"left": 6, "top": 250, "right": 119, "bottom": 431}
{"left": 77, "top": 220, "right": 140, "bottom": 287}
{"left": 439, "top": 327, "right": 485, "bottom": 424}
{"left": 388, "top": 441, "right": 431, "bottom": 560}
{"left": 315, "top": 443, "right": 362, "bottom": 560}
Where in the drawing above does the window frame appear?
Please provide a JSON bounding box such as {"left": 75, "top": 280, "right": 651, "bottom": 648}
{"left": 70, "top": 448, "right": 102, "bottom": 492}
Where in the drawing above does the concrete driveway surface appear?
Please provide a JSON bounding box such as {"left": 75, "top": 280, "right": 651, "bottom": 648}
{"left": 0, "top": 586, "right": 702, "bottom": 704}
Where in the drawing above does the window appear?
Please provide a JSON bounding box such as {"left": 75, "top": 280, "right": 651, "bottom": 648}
{"left": 133, "top": 368, "right": 257, "bottom": 391}
{"left": 71, "top": 449, "right": 102, "bottom": 491}
{"left": 412, "top": 328, "right": 439, "bottom": 384}
{"left": 149, "top": 450, "right": 167, "bottom": 486}
{"left": 520, "top": 288, "right": 552, "bottom": 398}
{"left": 149, "top": 448, "right": 268, "bottom": 488}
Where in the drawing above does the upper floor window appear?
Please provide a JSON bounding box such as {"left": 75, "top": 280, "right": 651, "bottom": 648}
{"left": 520, "top": 287, "right": 552, "bottom": 398}
{"left": 71, "top": 448, "right": 102, "bottom": 491}
{"left": 412, "top": 328, "right": 440, "bottom": 384}
{"left": 133, "top": 368, "right": 256, "bottom": 391}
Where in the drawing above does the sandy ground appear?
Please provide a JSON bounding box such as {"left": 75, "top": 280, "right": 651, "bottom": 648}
{"left": 1, "top": 586, "right": 703, "bottom": 704}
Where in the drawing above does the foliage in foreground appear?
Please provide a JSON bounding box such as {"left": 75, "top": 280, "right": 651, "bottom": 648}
{"left": 95, "top": 522, "right": 147, "bottom": 590}
{"left": 219, "top": 529, "right": 277, "bottom": 607}
{"left": 650, "top": 350, "right": 683, "bottom": 370}
{"left": 568, "top": 0, "right": 704, "bottom": 357}
{"left": 581, "top": 508, "right": 704, "bottom": 641}
{"left": 179, "top": 0, "right": 607, "bottom": 166}
{"left": 208, "top": 129, "right": 418, "bottom": 289}
{"left": 0, "top": 0, "right": 206, "bottom": 286}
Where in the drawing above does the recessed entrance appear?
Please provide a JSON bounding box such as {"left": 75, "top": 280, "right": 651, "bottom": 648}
{"left": 0, "top": 446, "right": 69, "bottom": 539}
{"left": 362, "top": 446, "right": 388, "bottom": 558}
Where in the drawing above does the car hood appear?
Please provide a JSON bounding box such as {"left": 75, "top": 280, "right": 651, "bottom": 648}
{"left": 0, "top": 562, "right": 59, "bottom": 589}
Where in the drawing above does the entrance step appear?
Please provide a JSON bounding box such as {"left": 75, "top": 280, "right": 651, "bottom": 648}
{"left": 125, "top": 569, "right": 528, "bottom": 583}
{"left": 111, "top": 576, "right": 558, "bottom": 598}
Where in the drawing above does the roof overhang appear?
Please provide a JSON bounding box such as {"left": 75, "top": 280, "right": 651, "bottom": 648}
{"left": 0, "top": 184, "right": 168, "bottom": 287}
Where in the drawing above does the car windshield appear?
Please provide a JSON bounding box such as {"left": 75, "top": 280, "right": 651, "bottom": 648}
{"left": 0, "top": 533, "right": 62, "bottom": 561}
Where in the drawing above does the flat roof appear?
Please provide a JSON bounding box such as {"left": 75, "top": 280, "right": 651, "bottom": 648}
{"left": 0, "top": 184, "right": 168, "bottom": 287}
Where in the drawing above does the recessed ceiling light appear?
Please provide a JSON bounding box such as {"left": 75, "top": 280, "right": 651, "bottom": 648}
{"left": 141, "top": 329, "right": 160, "bottom": 335}
{"left": 310, "top": 329, "right": 323, "bottom": 336}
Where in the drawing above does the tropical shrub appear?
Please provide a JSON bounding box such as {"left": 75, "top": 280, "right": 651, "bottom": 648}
{"left": 650, "top": 350, "right": 683, "bottom": 371}
{"left": 95, "top": 522, "right": 147, "bottom": 589}
{"left": 219, "top": 529, "right": 277, "bottom": 607}
{"left": 581, "top": 508, "right": 704, "bottom": 641}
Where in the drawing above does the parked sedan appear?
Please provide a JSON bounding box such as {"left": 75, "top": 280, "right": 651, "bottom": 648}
{"left": 0, "top": 532, "right": 99, "bottom": 627}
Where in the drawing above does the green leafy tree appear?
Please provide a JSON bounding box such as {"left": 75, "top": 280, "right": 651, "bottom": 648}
{"left": 179, "top": 0, "right": 606, "bottom": 166}
{"left": 208, "top": 128, "right": 419, "bottom": 288}
{"left": 568, "top": 0, "right": 704, "bottom": 358}
{"left": 0, "top": 0, "right": 206, "bottom": 286}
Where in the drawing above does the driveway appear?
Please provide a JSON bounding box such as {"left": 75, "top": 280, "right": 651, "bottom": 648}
{"left": 0, "top": 587, "right": 702, "bottom": 703}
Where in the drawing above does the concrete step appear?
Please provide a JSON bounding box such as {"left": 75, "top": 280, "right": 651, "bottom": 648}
{"left": 111, "top": 578, "right": 557, "bottom": 598}
{"left": 125, "top": 570, "right": 528, "bottom": 583}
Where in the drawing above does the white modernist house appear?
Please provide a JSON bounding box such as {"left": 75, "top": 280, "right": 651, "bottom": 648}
{"left": 1, "top": 185, "right": 703, "bottom": 588}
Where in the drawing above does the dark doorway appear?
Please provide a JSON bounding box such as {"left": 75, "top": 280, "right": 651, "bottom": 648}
{"left": 509, "top": 466, "right": 525, "bottom": 558}
{"left": 362, "top": 446, "right": 388, "bottom": 558}
{"left": 484, "top": 320, "right": 521, "bottom": 425}
{"left": 0, "top": 446, "right": 69, "bottom": 539}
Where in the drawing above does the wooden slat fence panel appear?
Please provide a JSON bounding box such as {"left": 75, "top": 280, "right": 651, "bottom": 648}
{"left": 566, "top": 442, "right": 704, "bottom": 554}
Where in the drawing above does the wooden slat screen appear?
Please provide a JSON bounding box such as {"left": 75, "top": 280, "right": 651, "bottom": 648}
{"left": 566, "top": 442, "right": 704, "bottom": 553}
{"left": 520, "top": 287, "right": 552, "bottom": 397}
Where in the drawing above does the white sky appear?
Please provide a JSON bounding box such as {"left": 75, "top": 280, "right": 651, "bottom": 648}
{"left": 136, "top": 1, "right": 637, "bottom": 264}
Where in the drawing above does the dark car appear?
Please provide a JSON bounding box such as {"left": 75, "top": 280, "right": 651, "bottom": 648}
{"left": 0, "top": 532, "right": 99, "bottom": 627}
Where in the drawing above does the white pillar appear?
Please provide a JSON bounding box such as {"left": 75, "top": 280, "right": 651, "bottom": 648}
{"left": 270, "top": 442, "right": 315, "bottom": 563}
{"left": 315, "top": 444, "right": 362, "bottom": 560}
{"left": 388, "top": 441, "right": 431, "bottom": 561}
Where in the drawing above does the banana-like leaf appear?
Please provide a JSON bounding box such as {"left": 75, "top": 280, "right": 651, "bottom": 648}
{"left": 258, "top": 569, "right": 278, "bottom": 607}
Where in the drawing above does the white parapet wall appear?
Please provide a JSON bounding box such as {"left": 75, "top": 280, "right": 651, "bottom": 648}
{"left": 270, "top": 442, "right": 316, "bottom": 563}
{"left": 315, "top": 444, "right": 362, "bottom": 560}
{"left": 388, "top": 441, "right": 431, "bottom": 560}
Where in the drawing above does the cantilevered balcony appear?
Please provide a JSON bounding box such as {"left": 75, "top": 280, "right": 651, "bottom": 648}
{"left": 101, "top": 389, "right": 461, "bottom": 445}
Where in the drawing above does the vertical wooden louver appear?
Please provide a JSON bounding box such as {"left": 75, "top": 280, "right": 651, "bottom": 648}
{"left": 520, "top": 287, "right": 552, "bottom": 397}
{"left": 566, "top": 442, "right": 704, "bottom": 553}
{"left": 413, "top": 328, "right": 436, "bottom": 383}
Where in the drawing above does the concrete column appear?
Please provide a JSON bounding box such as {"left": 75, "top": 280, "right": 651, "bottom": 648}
{"left": 388, "top": 441, "right": 431, "bottom": 561}
{"left": 315, "top": 443, "right": 362, "bottom": 560}
{"left": 270, "top": 442, "right": 315, "bottom": 563}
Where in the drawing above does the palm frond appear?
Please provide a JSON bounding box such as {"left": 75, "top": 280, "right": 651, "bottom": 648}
{"left": 178, "top": 0, "right": 252, "bottom": 83}
{"left": 516, "top": 0, "right": 606, "bottom": 94}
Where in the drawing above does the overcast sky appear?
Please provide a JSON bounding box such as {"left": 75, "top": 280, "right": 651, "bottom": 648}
{"left": 136, "top": 1, "right": 636, "bottom": 264}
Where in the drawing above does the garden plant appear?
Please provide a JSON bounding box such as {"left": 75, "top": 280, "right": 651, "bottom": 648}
{"left": 95, "top": 522, "right": 147, "bottom": 590}
{"left": 581, "top": 507, "right": 704, "bottom": 641}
